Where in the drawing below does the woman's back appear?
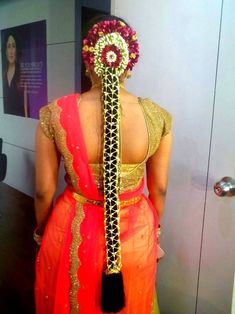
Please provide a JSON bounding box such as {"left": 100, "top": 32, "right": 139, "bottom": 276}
{"left": 34, "top": 16, "right": 172, "bottom": 314}
{"left": 79, "top": 87, "right": 148, "bottom": 164}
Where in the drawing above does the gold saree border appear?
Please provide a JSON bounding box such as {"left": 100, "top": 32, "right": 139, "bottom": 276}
{"left": 151, "top": 289, "right": 158, "bottom": 314}
{"left": 39, "top": 105, "right": 55, "bottom": 141}
{"left": 49, "top": 100, "right": 83, "bottom": 312}
{"left": 69, "top": 202, "right": 84, "bottom": 314}
{"left": 49, "top": 101, "right": 79, "bottom": 189}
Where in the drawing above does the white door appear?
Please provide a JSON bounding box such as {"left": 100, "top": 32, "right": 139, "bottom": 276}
{"left": 196, "top": 0, "right": 235, "bottom": 313}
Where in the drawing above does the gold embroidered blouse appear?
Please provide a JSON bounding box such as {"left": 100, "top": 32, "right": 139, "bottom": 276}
{"left": 39, "top": 97, "right": 172, "bottom": 193}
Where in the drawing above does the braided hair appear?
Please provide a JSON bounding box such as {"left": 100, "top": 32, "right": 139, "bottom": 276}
{"left": 82, "top": 17, "right": 139, "bottom": 312}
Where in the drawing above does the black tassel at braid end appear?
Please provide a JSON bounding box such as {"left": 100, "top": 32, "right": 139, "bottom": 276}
{"left": 101, "top": 270, "right": 125, "bottom": 312}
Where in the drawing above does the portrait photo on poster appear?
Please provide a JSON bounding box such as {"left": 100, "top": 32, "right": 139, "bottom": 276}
{"left": 1, "top": 20, "right": 47, "bottom": 119}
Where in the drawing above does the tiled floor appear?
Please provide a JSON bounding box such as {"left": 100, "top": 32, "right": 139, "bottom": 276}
{"left": 0, "top": 183, "right": 36, "bottom": 314}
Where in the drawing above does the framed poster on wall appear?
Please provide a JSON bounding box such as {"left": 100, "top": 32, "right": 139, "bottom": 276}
{"left": 1, "top": 20, "right": 47, "bottom": 119}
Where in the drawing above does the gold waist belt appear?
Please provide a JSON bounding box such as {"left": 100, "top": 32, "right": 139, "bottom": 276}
{"left": 73, "top": 192, "right": 141, "bottom": 208}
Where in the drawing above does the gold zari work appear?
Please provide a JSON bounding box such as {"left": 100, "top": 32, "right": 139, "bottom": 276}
{"left": 39, "top": 106, "right": 54, "bottom": 141}
{"left": 69, "top": 202, "right": 85, "bottom": 314}
{"left": 39, "top": 102, "right": 79, "bottom": 190}
{"left": 72, "top": 191, "right": 141, "bottom": 208}
{"left": 138, "top": 98, "right": 172, "bottom": 158}
{"left": 90, "top": 163, "right": 144, "bottom": 194}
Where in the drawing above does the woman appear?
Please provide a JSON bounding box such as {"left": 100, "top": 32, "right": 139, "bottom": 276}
{"left": 2, "top": 33, "right": 27, "bottom": 117}
{"left": 34, "top": 15, "right": 172, "bottom": 314}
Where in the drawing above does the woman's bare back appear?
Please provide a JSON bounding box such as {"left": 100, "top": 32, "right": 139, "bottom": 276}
{"left": 79, "top": 88, "right": 148, "bottom": 164}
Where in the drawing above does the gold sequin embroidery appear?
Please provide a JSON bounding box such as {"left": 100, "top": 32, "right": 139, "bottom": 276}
{"left": 90, "top": 163, "right": 144, "bottom": 194}
{"left": 138, "top": 98, "right": 172, "bottom": 159}
{"left": 39, "top": 105, "right": 54, "bottom": 141}
{"left": 69, "top": 202, "right": 85, "bottom": 314}
{"left": 120, "top": 164, "right": 144, "bottom": 193}
{"left": 48, "top": 101, "right": 79, "bottom": 189}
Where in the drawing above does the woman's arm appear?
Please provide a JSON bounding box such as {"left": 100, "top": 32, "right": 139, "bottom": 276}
{"left": 146, "top": 131, "right": 173, "bottom": 219}
{"left": 35, "top": 124, "right": 60, "bottom": 234}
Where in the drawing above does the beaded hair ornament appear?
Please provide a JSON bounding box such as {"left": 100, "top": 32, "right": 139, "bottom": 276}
{"left": 82, "top": 19, "right": 139, "bottom": 313}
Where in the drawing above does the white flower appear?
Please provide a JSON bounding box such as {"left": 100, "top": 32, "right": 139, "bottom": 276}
{"left": 106, "top": 51, "right": 117, "bottom": 63}
{"left": 94, "top": 32, "right": 129, "bottom": 77}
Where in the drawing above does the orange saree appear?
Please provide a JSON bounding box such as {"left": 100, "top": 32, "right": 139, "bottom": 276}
{"left": 35, "top": 94, "right": 164, "bottom": 314}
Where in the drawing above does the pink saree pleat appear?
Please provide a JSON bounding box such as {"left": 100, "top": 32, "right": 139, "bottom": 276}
{"left": 35, "top": 192, "right": 76, "bottom": 313}
{"left": 35, "top": 94, "right": 158, "bottom": 314}
{"left": 53, "top": 195, "right": 76, "bottom": 314}
{"left": 58, "top": 94, "right": 100, "bottom": 199}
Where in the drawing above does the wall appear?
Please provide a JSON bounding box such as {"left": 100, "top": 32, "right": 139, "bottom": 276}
{"left": 112, "top": 0, "right": 222, "bottom": 313}
{"left": 0, "top": 0, "right": 75, "bottom": 196}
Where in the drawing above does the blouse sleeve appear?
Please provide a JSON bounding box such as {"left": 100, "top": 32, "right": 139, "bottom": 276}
{"left": 39, "top": 105, "right": 54, "bottom": 141}
{"left": 139, "top": 98, "right": 172, "bottom": 158}
{"left": 161, "top": 107, "right": 172, "bottom": 137}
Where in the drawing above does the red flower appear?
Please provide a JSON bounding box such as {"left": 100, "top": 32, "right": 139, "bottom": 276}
{"left": 82, "top": 20, "right": 139, "bottom": 71}
{"left": 101, "top": 45, "right": 122, "bottom": 68}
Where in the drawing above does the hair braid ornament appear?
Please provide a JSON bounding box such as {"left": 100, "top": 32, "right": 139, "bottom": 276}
{"left": 83, "top": 20, "right": 139, "bottom": 313}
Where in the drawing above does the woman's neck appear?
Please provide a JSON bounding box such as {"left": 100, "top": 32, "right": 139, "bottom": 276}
{"left": 8, "top": 63, "right": 16, "bottom": 71}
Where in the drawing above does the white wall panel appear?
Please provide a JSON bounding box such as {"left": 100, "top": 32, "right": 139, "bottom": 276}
{"left": 46, "top": 0, "right": 75, "bottom": 44}
{"left": 47, "top": 42, "right": 75, "bottom": 101}
{"left": 113, "top": 1, "right": 222, "bottom": 313}
{"left": 2, "top": 141, "right": 66, "bottom": 198}
{"left": 0, "top": 0, "right": 75, "bottom": 45}
{"left": 2, "top": 143, "right": 35, "bottom": 196}
{"left": 197, "top": 0, "right": 235, "bottom": 312}
{"left": 0, "top": 98, "right": 37, "bottom": 151}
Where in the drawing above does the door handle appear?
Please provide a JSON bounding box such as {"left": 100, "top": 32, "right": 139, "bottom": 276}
{"left": 214, "top": 177, "right": 235, "bottom": 197}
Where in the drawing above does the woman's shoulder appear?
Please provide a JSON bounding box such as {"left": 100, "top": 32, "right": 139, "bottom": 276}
{"left": 139, "top": 97, "right": 172, "bottom": 137}
{"left": 139, "top": 97, "right": 172, "bottom": 119}
{"left": 38, "top": 94, "right": 77, "bottom": 141}
{"left": 40, "top": 93, "right": 80, "bottom": 112}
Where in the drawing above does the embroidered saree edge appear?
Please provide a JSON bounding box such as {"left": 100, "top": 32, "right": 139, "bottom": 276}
{"left": 69, "top": 202, "right": 85, "bottom": 313}
{"left": 49, "top": 100, "right": 79, "bottom": 188}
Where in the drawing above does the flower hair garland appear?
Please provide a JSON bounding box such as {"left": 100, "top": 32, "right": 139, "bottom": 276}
{"left": 94, "top": 32, "right": 129, "bottom": 77}
{"left": 82, "top": 20, "right": 139, "bottom": 73}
